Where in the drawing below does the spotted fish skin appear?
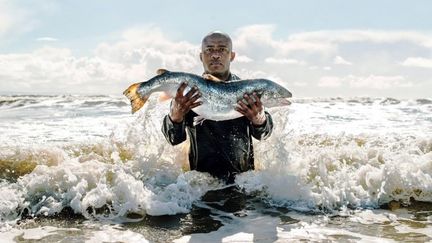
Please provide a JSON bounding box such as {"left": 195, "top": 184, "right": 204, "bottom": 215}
{"left": 123, "top": 70, "right": 292, "bottom": 121}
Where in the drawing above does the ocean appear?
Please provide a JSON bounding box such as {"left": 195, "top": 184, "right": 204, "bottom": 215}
{"left": 0, "top": 94, "right": 431, "bottom": 242}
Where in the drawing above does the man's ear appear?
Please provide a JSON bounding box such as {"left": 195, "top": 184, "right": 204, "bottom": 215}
{"left": 199, "top": 52, "right": 203, "bottom": 62}
{"left": 230, "top": 51, "right": 236, "bottom": 62}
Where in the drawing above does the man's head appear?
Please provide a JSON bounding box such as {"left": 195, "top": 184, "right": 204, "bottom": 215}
{"left": 200, "top": 31, "right": 236, "bottom": 81}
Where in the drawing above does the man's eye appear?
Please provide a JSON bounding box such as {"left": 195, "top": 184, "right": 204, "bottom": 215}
{"left": 204, "top": 47, "right": 229, "bottom": 54}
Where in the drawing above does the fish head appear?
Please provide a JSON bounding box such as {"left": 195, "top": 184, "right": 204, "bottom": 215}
{"left": 260, "top": 82, "right": 292, "bottom": 108}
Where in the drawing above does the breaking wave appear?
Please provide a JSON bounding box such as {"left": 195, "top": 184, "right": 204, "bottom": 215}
{"left": 1, "top": 95, "right": 431, "bottom": 228}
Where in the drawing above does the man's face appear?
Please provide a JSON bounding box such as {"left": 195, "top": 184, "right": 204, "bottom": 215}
{"left": 200, "top": 36, "right": 235, "bottom": 79}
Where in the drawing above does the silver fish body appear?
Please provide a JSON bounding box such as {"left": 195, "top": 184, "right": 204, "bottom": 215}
{"left": 124, "top": 70, "right": 292, "bottom": 121}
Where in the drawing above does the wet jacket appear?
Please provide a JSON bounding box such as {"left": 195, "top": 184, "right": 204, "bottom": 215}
{"left": 161, "top": 74, "right": 273, "bottom": 182}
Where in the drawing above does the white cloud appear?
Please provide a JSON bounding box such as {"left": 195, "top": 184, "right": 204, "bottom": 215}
{"left": 229, "top": 25, "right": 432, "bottom": 99}
{"left": 317, "top": 75, "right": 412, "bottom": 90}
{"left": 347, "top": 75, "right": 411, "bottom": 89}
{"left": 334, "top": 56, "right": 352, "bottom": 65}
{"left": 94, "top": 26, "right": 199, "bottom": 70}
{"left": 318, "top": 76, "right": 342, "bottom": 87}
{"left": 265, "top": 57, "right": 306, "bottom": 65}
{"left": 0, "top": 26, "right": 202, "bottom": 94}
{"left": 235, "top": 55, "right": 253, "bottom": 63}
{"left": 293, "top": 82, "right": 308, "bottom": 87}
{"left": 36, "top": 37, "right": 58, "bottom": 42}
{"left": 235, "top": 25, "right": 276, "bottom": 49}
{"left": 288, "top": 30, "right": 432, "bottom": 48}
{"left": 401, "top": 57, "right": 432, "bottom": 68}
{"left": 0, "top": 25, "right": 430, "bottom": 97}
{"left": 0, "top": 47, "right": 122, "bottom": 88}
{"left": 234, "top": 25, "right": 336, "bottom": 56}
{"left": 233, "top": 68, "right": 268, "bottom": 79}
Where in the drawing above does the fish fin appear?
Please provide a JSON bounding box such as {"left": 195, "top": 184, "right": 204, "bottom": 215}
{"left": 202, "top": 73, "right": 222, "bottom": 82}
{"left": 158, "top": 91, "right": 172, "bottom": 102}
{"left": 156, "top": 69, "right": 169, "bottom": 75}
{"left": 123, "top": 82, "right": 149, "bottom": 114}
{"left": 193, "top": 116, "right": 206, "bottom": 126}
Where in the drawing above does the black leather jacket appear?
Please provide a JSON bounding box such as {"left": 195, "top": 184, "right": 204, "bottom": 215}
{"left": 161, "top": 74, "right": 273, "bottom": 182}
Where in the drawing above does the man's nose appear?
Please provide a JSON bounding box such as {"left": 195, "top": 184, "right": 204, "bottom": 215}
{"left": 211, "top": 53, "right": 221, "bottom": 59}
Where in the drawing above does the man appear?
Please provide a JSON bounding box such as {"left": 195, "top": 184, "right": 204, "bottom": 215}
{"left": 162, "top": 31, "right": 273, "bottom": 183}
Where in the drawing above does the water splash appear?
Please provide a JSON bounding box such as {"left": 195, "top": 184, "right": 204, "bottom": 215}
{"left": 1, "top": 95, "right": 431, "bottom": 228}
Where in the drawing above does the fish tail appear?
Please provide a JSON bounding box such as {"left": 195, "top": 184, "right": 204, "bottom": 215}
{"left": 123, "top": 82, "right": 149, "bottom": 114}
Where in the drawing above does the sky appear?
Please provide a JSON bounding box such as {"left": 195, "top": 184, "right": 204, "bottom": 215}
{"left": 0, "top": 0, "right": 431, "bottom": 98}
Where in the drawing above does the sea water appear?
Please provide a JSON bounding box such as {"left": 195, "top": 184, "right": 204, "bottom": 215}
{"left": 0, "top": 95, "right": 431, "bottom": 242}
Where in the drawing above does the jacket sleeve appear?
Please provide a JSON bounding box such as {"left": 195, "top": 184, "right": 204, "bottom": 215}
{"left": 161, "top": 114, "right": 187, "bottom": 145}
{"left": 250, "top": 111, "right": 273, "bottom": 141}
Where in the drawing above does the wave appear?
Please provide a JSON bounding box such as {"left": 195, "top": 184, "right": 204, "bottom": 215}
{"left": 1, "top": 96, "right": 431, "bottom": 111}
{"left": 416, "top": 98, "right": 432, "bottom": 104}
{"left": 294, "top": 97, "right": 432, "bottom": 106}
{"left": 1, "top": 95, "right": 431, "bottom": 227}
{"left": 0, "top": 95, "right": 128, "bottom": 109}
{"left": 379, "top": 97, "right": 401, "bottom": 105}
{"left": 1, "top": 126, "right": 431, "bottom": 225}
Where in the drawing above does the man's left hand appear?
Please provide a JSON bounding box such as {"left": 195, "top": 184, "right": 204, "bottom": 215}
{"left": 235, "top": 92, "right": 266, "bottom": 126}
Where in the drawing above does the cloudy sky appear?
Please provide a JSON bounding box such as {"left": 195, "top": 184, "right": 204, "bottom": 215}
{"left": 1, "top": 0, "right": 431, "bottom": 98}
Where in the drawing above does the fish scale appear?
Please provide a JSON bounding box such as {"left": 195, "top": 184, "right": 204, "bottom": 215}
{"left": 123, "top": 69, "right": 292, "bottom": 121}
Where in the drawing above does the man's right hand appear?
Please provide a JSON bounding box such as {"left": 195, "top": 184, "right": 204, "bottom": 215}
{"left": 169, "top": 82, "right": 202, "bottom": 123}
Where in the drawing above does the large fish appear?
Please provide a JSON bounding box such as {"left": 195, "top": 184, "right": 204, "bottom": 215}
{"left": 123, "top": 69, "right": 292, "bottom": 121}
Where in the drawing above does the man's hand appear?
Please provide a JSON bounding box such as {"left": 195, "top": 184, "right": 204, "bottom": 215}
{"left": 169, "top": 82, "right": 202, "bottom": 123}
{"left": 235, "top": 92, "right": 266, "bottom": 126}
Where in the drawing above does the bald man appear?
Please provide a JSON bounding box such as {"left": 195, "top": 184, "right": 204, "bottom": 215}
{"left": 162, "top": 31, "right": 273, "bottom": 183}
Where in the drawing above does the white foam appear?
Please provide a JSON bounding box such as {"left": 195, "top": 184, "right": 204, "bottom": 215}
{"left": 240, "top": 120, "right": 432, "bottom": 210}
{"left": 394, "top": 224, "right": 432, "bottom": 239}
{"left": 14, "top": 158, "right": 223, "bottom": 220}
{"left": 276, "top": 221, "right": 396, "bottom": 242}
{"left": 349, "top": 209, "right": 397, "bottom": 224}
{"left": 174, "top": 210, "right": 400, "bottom": 242}
{"left": 0, "top": 181, "right": 26, "bottom": 225}
{"left": 21, "top": 226, "right": 58, "bottom": 240}
{"left": 1, "top": 95, "right": 432, "bottom": 241}
{"left": 173, "top": 214, "right": 280, "bottom": 243}
{"left": 0, "top": 226, "right": 80, "bottom": 242}
{"left": 86, "top": 225, "right": 148, "bottom": 243}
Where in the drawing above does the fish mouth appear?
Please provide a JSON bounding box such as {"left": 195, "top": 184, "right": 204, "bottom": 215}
{"left": 271, "top": 98, "right": 291, "bottom": 106}
{"left": 280, "top": 98, "right": 292, "bottom": 106}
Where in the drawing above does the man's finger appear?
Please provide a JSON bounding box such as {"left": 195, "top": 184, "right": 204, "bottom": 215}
{"left": 237, "top": 101, "right": 251, "bottom": 114}
{"left": 244, "top": 94, "right": 257, "bottom": 110}
{"left": 189, "top": 101, "right": 203, "bottom": 109}
{"left": 176, "top": 82, "right": 188, "bottom": 97}
{"left": 252, "top": 92, "right": 262, "bottom": 106}
{"left": 185, "top": 92, "right": 201, "bottom": 106}
{"left": 185, "top": 86, "right": 199, "bottom": 98}
{"left": 235, "top": 105, "right": 247, "bottom": 115}
{"left": 190, "top": 92, "right": 201, "bottom": 102}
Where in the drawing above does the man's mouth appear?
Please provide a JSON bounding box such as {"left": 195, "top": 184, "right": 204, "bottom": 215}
{"left": 210, "top": 62, "right": 222, "bottom": 66}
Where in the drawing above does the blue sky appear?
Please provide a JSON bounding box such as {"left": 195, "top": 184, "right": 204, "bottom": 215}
{"left": 1, "top": 0, "right": 432, "bottom": 97}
